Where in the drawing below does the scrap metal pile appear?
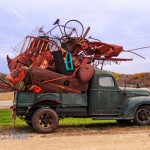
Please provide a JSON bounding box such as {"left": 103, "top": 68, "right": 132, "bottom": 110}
{"left": 1, "top": 19, "right": 133, "bottom": 93}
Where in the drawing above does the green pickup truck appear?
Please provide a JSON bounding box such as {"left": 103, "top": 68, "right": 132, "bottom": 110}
{"left": 12, "top": 69, "right": 150, "bottom": 133}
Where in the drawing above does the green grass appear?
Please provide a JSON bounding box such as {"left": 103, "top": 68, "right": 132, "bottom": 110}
{"left": 60, "top": 118, "right": 115, "bottom": 125}
{"left": 0, "top": 109, "right": 115, "bottom": 127}
{"left": 1, "top": 109, "right": 149, "bottom": 133}
{"left": 0, "top": 109, "right": 25, "bottom": 126}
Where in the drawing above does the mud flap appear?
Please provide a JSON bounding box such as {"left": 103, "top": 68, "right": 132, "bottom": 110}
{"left": 10, "top": 105, "right": 17, "bottom": 124}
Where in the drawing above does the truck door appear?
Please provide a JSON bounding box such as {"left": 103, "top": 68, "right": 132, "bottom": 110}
{"left": 96, "top": 75, "right": 121, "bottom": 116}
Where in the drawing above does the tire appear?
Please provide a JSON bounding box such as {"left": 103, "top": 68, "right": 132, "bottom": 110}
{"left": 64, "top": 20, "right": 84, "bottom": 38}
{"left": 134, "top": 105, "right": 150, "bottom": 126}
{"left": 31, "top": 108, "right": 59, "bottom": 133}
{"left": 116, "top": 120, "right": 132, "bottom": 125}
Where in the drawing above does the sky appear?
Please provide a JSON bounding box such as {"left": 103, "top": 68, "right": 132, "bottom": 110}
{"left": 0, "top": 0, "right": 150, "bottom": 74}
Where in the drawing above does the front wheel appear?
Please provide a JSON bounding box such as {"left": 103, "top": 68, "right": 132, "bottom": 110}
{"left": 32, "top": 108, "right": 59, "bottom": 133}
{"left": 134, "top": 105, "right": 150, "bottom": 125}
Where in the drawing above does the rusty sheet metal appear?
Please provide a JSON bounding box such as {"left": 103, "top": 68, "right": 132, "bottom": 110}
{"left": 29, "top": 67, "right": 89, "bottom": 93}
{"left": 0, "top": 82, "right": 14, "bottom": 91}
{"left": 6, "top": 66, "right": 29, "bottom": 85}
{"left": 7, "top": 54, "right": 31, "bottom": 72}
{"left": 78, "top": 64, "right": 94, "bottom": 83}
{"left": 29, "top": 85, "right": 44, "bottom": 93}
{"left": 30, "top": 55, "right": 49, "bottom": 69}
{"left": 88, "top": 42, "right": 123, "bottom": 58}
{"left": 7, "top": 36, "right": 57, "bottom": 72}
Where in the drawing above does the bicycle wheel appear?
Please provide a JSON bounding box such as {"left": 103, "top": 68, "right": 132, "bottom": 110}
{"left": 64, "top": 20, "right": 84, "bottom": 38}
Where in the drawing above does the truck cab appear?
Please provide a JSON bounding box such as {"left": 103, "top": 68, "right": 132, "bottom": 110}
{"left": 12, "top": 69, "right": 150, "bottom": 133}
{"left": 89, "top": 70, "right": 150, "bottom": 118}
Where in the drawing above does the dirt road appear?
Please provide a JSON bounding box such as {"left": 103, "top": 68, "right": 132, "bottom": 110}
{"left": 0, "top": 101, "right": 12, "bottom": 107}
{"left": 0, "top": 125, "right": 150, "bottom": 150}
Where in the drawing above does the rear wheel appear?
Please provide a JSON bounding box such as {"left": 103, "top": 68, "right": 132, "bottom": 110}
{"left": 134, "top": 105, "right": 150, "bottom": 125}
{"left": 32, "top": 108, "right": 59, "bottom": 133}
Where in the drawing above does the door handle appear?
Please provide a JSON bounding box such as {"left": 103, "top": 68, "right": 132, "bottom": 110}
{"left": 98, "top": 92, "right": 102, "bottom": 94}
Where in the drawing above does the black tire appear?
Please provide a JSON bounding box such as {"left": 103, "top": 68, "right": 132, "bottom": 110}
{"left": 64, "top": 20, "right": 84, "bottom": 38}
{"left": 116, "top": 120, "right": 132, "bottom": 125}
{"left": 31, "top": 108, "right": 59, "bottom": 133}
{"left": 134, "top": 105, "right": 150, "bottom": 126}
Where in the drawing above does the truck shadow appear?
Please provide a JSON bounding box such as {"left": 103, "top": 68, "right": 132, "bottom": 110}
{"left": 0, "top": 122, "right": 140, "bottom": 135}
{"left": 55, "top": 122, "right": 141, "bottom": 135}
{"left": 60, "top": 122, "right": 135, "bottom": 130}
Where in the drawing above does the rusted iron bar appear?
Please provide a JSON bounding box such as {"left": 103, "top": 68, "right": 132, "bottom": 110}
{"left": 84, "top": 56, "right": 133, "bottom": 61}
{"left": 82, "top": 27, "right": 90, "bottom": 39}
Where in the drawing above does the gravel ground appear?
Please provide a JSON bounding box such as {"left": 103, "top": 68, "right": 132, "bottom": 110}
{"left": 0, "top": 125, "right": 150, "bottom": 150}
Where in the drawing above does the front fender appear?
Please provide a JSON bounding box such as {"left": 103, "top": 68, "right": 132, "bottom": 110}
{"left": 120, "top": 96, "right": 150, "bottom": 119}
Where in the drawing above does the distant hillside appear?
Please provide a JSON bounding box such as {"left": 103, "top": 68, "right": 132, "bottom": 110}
{"left": 0, "top": 72, "right": 14, "bottom": 92}
{"left": 112, "top": 72, "right": 150, "bottom": 88}
{"left": 0, "top": 72, "right": 6, "bottom": 79}
{"left": 0, "top": 71, "right": 150, "bottom": 92}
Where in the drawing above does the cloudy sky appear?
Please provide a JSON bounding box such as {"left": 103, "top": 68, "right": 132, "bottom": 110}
{"left": 0, "top": 0, "right": 150, "bottom": 74}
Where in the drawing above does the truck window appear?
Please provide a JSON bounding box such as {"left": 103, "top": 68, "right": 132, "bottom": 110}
{"left": 99, "top": 76, "right": 114, "bottom": 87}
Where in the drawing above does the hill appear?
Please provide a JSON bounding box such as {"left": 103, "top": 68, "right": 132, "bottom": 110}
{"left": 0, "top": 72, "right": 14, "bottom": 92}
{"left": 112, "top": 72, "right": 150, "bottom": 88}
{"left": 0, "top": 71, "right": 150, "bottom": 92}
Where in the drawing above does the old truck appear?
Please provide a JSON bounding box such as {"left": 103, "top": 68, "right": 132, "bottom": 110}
{"left": 12, "top": 69, "right": 150, "bottom": 133}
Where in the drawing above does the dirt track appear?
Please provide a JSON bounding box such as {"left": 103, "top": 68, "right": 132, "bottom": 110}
{"left": 0, "top": 124, "right": 150, "bottom": 150}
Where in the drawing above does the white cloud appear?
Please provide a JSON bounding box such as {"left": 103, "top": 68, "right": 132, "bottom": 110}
{"left": 7, "top": 8, "right": 27, "bottom": 22}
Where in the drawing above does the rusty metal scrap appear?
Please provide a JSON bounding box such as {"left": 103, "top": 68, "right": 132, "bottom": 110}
{"left": 1, "top": 19, "right": 136, "bottom": 93}
{"left": 29, "top": 67, "right": 89, "bottom": 93}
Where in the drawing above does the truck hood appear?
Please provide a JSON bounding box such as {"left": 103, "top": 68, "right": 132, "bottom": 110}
{"left": 119, "top": 87, "right": 150, "bottom": 97}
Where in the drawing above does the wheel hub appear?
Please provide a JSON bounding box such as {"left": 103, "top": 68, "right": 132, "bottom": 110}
{"left": 137, "top": 109, "right": 150, "bottom": 123}
{"left": 42, "top": 116, "right": 50, "bottom": 124}
{"left": 39, "top": 114, "right": 52, "bottom": 128}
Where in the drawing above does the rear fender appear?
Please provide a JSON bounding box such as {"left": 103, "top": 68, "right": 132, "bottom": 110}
{"left": 27, "top": 93, "right": 61, "bottom": 114}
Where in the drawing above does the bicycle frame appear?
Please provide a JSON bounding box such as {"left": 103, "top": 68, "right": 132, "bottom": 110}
{"left": 46, "top": 24, "right": 65, "bottom": 39}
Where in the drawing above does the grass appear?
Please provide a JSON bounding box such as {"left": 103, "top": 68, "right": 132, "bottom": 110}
{"left": 0, "top": 109, "right": 25, "bottom": 126}
{"left": 1, "top": 109, "right": 150, "bottom": 136}
{"left": 60, "top": 118, "right": 115, "bottom": 125}
{"left": 1, "top": 109, "right": 149, "bottom": 133}
{"left": 0, "top": 109, "right": 115, "bottom": 127}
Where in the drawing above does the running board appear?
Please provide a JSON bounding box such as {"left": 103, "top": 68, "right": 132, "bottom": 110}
{"left": 93, "top": 117, "right": 123, "bottom": 120}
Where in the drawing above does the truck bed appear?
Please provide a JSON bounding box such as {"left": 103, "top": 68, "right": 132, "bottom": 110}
{"left": 14, "top": 92, "right": 88, "bottom": 117}
{"left": 15, "top": 92, "right": 87, "bottom": 106}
